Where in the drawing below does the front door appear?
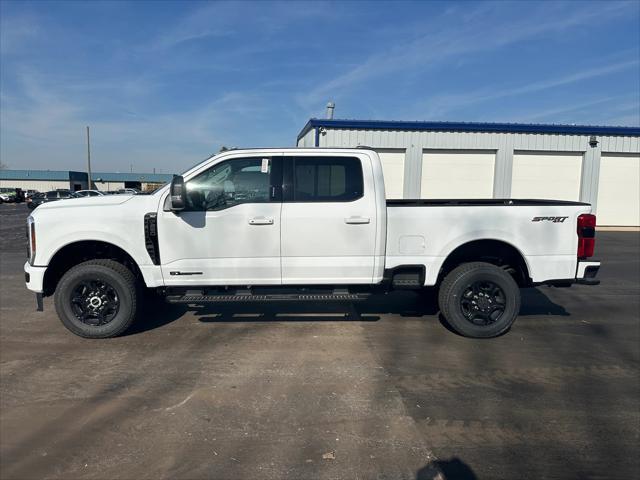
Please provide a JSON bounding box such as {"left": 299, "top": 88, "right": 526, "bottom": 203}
{"left": 157, "top": 156, "right": 282, "bottom": 286}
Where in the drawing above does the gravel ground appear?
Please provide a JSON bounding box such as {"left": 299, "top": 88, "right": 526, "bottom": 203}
{"left": 1, "top": 203, "right": 639, "bottom": 480}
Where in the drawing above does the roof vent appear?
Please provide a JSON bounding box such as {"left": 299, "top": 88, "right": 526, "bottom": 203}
{"left": 326, "top": 101, "right": 335, "bottom": 119}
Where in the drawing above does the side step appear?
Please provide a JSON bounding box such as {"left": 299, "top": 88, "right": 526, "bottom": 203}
{"left": 166, "top": 289, "right": 370, "bottom": 304}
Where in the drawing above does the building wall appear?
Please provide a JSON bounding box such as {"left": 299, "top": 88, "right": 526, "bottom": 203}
{"left": 0, "top": 179, "right": 70, "bottom": 191}
{"left": 93, "top": 181, "right": 125, "bottom": 191}
{"left": 303, "top": 128, "right": 640, "bottom": 225}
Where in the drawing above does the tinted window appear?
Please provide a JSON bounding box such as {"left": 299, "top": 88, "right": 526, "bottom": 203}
{"left": 184, "top": 157, "right": 272, "bottom": 211}
{"left": 292, "top": 157, "right": 363, "bottom": 202}
{"left": 46, "top": 191, "right": 58, "bottom": 199}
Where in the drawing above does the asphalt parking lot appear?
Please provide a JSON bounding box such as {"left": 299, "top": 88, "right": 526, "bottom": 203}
{"left": 1, "top": 203, "right": 638, "bottom": 480}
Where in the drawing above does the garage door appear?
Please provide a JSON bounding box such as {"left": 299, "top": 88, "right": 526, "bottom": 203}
{"left": 376, "top": 149, "right": 405, "bottom": 198}
{"left": 597, "top": 153, "right": 640, "bottom": 226}
{"left": 421, "top": 150, "right": 495, "bottom": 199}
{"left": 511, "top": 152, "right": 582, "bottom": 201}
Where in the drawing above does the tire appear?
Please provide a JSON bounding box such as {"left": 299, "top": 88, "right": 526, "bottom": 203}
{"left": 54, "top": 259, "right": 138, "bottom": 338}
{"left": 438, "top": 262, "right": 520, "bottom": 338}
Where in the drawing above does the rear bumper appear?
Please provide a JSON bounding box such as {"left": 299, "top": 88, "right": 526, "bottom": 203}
{"left": 535, "top": 260, "right": 600, "bottom": 287}
{"left": 575, "top": 260, "right": 600, "bottom": 285}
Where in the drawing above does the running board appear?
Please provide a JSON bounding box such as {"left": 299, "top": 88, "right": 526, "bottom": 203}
{"left": 165, "top": 290, "right": 370, "bottom": 304}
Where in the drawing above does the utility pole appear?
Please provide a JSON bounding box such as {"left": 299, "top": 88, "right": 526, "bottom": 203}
{"left": 86, "top": 126, "right": 92, "bottom": 189}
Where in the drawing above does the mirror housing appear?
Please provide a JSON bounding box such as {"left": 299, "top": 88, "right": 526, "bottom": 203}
{"left": 170, "top": 175, "right": 185, "bottom": 211}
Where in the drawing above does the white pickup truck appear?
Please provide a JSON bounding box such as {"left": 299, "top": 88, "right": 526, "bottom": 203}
{"left": 24, "top": 148, "right": 600, "bottom": 339}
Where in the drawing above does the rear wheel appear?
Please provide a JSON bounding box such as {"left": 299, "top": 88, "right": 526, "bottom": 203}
{"left": 54, "top": 259, "right": 138, "bottom": 338}
{"left": 438, "top": 262, "right": 520, "bottom": 338}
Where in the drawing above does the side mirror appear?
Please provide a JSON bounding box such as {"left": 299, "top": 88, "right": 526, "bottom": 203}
{"left": 170, "top": 175, "right": 185, "bottom": 211}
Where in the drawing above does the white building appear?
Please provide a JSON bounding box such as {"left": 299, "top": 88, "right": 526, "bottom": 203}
{"left": 297, "top": 119, "right": 640, "bottom": 227}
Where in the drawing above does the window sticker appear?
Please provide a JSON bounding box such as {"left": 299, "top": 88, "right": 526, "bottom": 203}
{"left": 261, "top": 158, "right": 269, "bottom": 173}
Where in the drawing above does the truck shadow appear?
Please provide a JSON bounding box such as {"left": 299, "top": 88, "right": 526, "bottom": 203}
{"left": 129, "top": 287, "right": 569, "bottom": 335}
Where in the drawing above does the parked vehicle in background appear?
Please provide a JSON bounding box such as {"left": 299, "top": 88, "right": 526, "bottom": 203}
{"left": 14, "top": 188, "right": 25, "bottom": 203}
{"left": 25, "top": 189, "right": 40, "bottom": 199}
{"left": 75, "top": 190, "right": 104, "bottom": 197}
{"left": 27, "top": 190, "right": 77, "bottom": 210}
{"left": 24, "top": 148, "right": 600, "bottom": 339}
{"left": 0, "top": 187, "right": 17, "bottom": 203}
{"left": 116, "top": 188, "right": 139, "bottom": 195}
{"left": 26, "top": 193, "right": 44, "bottom": 210}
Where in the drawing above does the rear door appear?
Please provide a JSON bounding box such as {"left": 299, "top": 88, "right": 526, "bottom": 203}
{"left": 280, "top": 154, "right": 377, "bottom": 284}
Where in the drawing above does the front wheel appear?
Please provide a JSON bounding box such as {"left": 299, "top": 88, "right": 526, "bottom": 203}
{"left": 438, "top": 262, "right": 521, "bottom": 338}
{"left": 54, "top": 259, "right": 138, "bottom": 338}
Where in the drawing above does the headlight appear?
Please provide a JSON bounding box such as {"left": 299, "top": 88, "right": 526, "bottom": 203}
{"left": 27, "top": 216, "right": 36, "bottom": 265}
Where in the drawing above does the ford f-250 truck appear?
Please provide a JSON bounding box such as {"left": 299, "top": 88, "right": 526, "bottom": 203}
{"left": 24, "top": 148, "right": 600, "bottom": 339}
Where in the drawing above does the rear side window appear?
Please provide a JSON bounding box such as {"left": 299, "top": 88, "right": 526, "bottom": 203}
{"left": 291, "top": 157, "right": 363, "bottom": 202}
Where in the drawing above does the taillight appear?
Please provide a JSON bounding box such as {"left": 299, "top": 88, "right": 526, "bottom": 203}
{"left": 577, "top": 214, "right": 596, "bottom": 258}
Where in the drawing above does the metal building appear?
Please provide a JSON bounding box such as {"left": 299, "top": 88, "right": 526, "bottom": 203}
{"left": 297, "top": 119, "right": 640, "bottom": 226}
{"left": 0, "top": 170, "right": 173, "bottom": 193}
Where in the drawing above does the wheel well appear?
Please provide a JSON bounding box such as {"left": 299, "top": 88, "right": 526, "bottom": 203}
{"left": 43, "top": 241, "right": 142, "bottom": 296}
{"left": 438, "top": 239, "right": 531, "bottom": 287}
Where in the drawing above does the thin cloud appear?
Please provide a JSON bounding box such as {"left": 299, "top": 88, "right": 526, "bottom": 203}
{"left": 301, "top": 1, "right": 637, "bottom": 108}
{"left": 416, "top": 59, "right": 640, "bottom": 119}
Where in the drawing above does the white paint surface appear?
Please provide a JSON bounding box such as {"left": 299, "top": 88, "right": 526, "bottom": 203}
{"left": 421, "top": 150, "right": 495, "bottom": 199}
{"left": 376, "top": 149, "right": 405, "bottom": 199}
{"left": 597, "top": 153, "right": 640, "bottom": 226}
{"left": 512, "top": 152, "right": 583, "bottom": 201}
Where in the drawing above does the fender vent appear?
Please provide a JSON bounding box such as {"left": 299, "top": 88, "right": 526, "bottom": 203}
{"left": 144, "top": 213, "right": 160, "bottom": 265}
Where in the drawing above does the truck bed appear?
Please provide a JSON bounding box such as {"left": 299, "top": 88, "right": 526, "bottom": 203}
{"left": 385, "top": 199, "right": 593, "bottom": 285}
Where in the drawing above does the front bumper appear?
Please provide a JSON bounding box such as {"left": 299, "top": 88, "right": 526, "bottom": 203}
{"left": 24, "top": 261, "right": 46, "bottom": 293}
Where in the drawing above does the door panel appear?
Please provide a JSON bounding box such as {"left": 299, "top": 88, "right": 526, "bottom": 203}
{"left": 421, "top": 150, "right": 495, "bottom": 199}
{"left": 158, "top": 156, "right": 282, "bottom": 286}
{"left": 280, "top": 155, "right": 377, "bottom": 284}
{"left": 597, "top": 153, "right": 640, "bottom": 226}
{"left": 512, "top": 152, "right": 582, "bottom": 201}
{"left": 158, "top": 203, "right": 282, "bottom": 285}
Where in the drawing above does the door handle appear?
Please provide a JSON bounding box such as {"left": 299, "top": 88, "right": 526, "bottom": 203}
{"left": 249, "top": 217, "right": 274, "bottom": 225}
{"left": 344, "top": 216, "right": 370, "bottom": 224}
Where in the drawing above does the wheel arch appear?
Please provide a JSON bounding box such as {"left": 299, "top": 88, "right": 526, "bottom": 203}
{"left": 437, "top": 238, "right": 532, "bottom": 287}
{"left": 43, "top": 240, "right": 145, "bottom": 296}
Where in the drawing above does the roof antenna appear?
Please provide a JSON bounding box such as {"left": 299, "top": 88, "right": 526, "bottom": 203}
{"left": 326, "top": 101, "right": 335, "bottom": 119}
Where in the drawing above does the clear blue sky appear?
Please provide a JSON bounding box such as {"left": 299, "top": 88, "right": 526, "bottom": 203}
{"left": 1, "top": 0, "right": 639, "bottom": 173}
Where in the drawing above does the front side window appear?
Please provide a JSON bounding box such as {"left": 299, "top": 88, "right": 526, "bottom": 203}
{"left": 184, "top": 157, "right": 272, "bottom": 211}
{"left": 292, "top": 156, "right": 363, "bottom": 202}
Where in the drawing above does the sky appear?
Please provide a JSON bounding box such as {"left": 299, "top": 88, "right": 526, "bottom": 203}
{"left": 1, "top": 0, "right": 639, "bottom": 174}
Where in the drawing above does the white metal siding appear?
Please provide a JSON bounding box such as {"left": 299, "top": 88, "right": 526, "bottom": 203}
{"left": 421, "top": 150, "right": 495, "bottom": 199}
{"left": 597, "top": 153, "right": 640, "bottom": 226}
{"left": 511, "top": 152, "right": 583, "bottom": 201}
{"left": 94, "top": 181, "right": 125, "bottom": 191}
{"left": 375, "top": 149, "right": 405, "bottom": 198}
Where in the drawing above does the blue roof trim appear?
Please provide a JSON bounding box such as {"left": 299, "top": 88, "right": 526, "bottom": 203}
{"left": 297, "top": 118, "right": 640, "bottom": 142}
{"left": 0, "top": 169, "right": 73, "bottom": 181}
